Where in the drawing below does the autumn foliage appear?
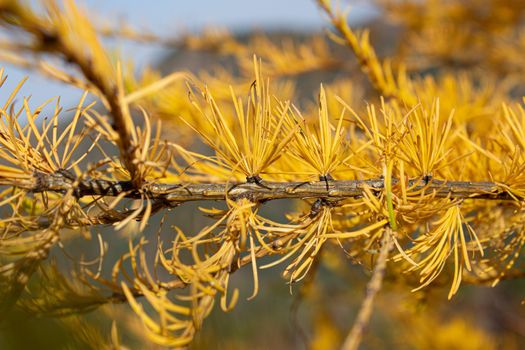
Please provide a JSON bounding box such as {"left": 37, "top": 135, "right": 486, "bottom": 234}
{"left": 1, "top": 0, "right": 525, "bottom": 349}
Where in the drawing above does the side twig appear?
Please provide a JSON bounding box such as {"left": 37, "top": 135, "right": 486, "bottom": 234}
{"left": 341, "top": 229, "right": 394, "bottom": 350}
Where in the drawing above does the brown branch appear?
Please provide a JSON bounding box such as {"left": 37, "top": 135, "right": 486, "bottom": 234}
{"left": 341, "top": 229, "right": 394, "bottom": 350}
{"left": 48, "top": 43, "right": 140, "bottom": 187}
{"left": 0, "top": 2, "right": 140, "bottom": 186}
{"left": 24, "top": 171, "right": 519, "bottom": 203}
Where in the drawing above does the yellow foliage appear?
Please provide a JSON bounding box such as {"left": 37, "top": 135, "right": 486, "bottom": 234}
{"left": 1, "top": 0, "right": 525, "bottom": 348}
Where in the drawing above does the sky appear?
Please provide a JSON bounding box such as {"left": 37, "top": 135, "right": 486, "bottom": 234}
{"left": 0, "top": 0, "right": 378, "bottom": 109}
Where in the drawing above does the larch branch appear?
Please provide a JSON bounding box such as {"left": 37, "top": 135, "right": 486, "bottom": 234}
{"left": 0, "top": 3, "right": 140, "bottom": 186}
{"left": 341, "top": 229, "right": 394, "bottom": 350}
{"left": 22, "top": 171, "right": 520, "bottom": 203}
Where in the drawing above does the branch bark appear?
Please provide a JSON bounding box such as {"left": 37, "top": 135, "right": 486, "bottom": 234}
{"left": 24, "top": 171, "right": 519, "bottom": 203}
{"left": 341, "top": 229, "right": 394, "bottom": 350}
{"left": 0, "top": 2, "right": 140, "bottom": 186}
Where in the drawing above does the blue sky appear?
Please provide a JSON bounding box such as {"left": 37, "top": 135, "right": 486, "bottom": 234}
{"left": 0, "top": 0, "right": 377, "bottom": 109}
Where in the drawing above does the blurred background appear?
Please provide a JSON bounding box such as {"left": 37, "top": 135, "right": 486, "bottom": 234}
{"left": 0, "top": 0, "right": 377, "bottom": 106}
